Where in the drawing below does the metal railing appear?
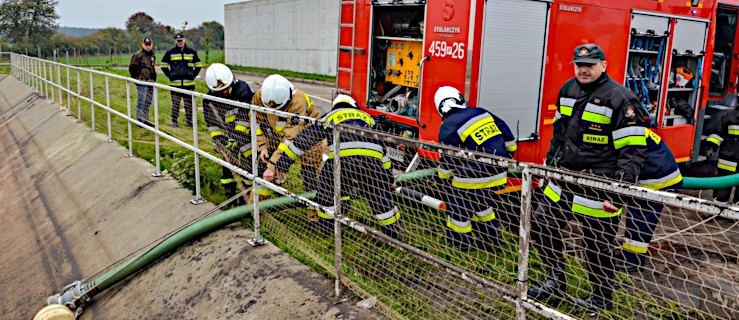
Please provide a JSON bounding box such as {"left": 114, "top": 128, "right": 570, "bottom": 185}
{"left": 8, "top": 53, "right": 739, "bottom": 320}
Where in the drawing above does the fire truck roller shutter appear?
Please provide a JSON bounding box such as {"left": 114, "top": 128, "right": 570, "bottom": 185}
{"left": 477, "top": 0, "right": 549, "bottom": 140}
{"left": 631, "top": 14, "right": 669, "bottom": 36}
{"left": 672, "top": 19, "right": 708, "bottom": 55}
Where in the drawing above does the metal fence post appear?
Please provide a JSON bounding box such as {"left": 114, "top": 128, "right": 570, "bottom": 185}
{"left": 56, "top": 58, "right": 62, "bottom": 104}
{"left": 43, "top": 60, "right": 48, "bottom": 98}
{"left": 190, "top": 92, "right": 205, "bottom": 205}
{"left": 76, "top": 69, "right": 82, "bottom": 123}
{"left": 152, "top": 87, "right": 163, "bottom": 177}
{"left": 105, "top": 75, "right": 113, "bottom": 142}
{"left": 66, "top": 51, "right": 71, "bottom": 116}
{"left": 333, "top": 125, "right": 343, "bottom": 298}
{"left": 51, "top": 51, "right": 56, "bottom": 103}
{"left": 126, "top": 80, "right": 133, "bottom": 157}
{"left": 516, "top": 165, "right": 534, "bottom": 320}
{"left": 248, "top": 108, "right": 266, "bottom": 246}
{"left": 89, "top": 71, "right": 95, "bottom": 131}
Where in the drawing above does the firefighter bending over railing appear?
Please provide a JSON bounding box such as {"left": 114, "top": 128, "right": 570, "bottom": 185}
{"left": 202, "top": 63, "right": 255, "bottom": 206}
{"left": 267, "top": 94, "right": 404, "bottom": 241}
{"left": 433, "top": 86, "right": 517, "bottom": 252}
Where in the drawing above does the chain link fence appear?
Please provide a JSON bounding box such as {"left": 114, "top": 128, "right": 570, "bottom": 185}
{"left": 9, "top": 54, "right": 739, "bottom": 319}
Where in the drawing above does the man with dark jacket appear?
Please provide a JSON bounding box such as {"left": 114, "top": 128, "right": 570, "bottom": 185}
{"left": 706, "top": 105, "right": 739, "bottom": 203}
{"left": 161, "top": 33, "right": 202, "bottom": 127}
{"left": 129, "top": 37, "right": 157, "bottom": 126}
{"left": 528, "top": 43, "right": 650, "bottom": 312}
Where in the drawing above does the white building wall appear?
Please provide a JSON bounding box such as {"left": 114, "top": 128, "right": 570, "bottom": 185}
{"left": 225, "top": 0, "right": 339, "bottom": 76}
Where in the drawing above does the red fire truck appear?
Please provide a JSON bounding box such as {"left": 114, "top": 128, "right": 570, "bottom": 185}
{"left": 336, "top": 0, "right": 724, "bottom": 167}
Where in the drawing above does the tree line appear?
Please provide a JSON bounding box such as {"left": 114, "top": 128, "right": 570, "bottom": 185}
{"left": 0, "top": 1, "right": 224, "bottom": 59}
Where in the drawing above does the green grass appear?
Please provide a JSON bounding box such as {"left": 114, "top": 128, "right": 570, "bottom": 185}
{"left": 63, "top": 51, "right": 334, "bottom": 83}
{"left": 67, "top": 50, "right": 225, "bottom": 67}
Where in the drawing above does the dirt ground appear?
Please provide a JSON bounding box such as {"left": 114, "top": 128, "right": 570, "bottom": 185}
{"left": 0, "top": 74, "right": 381, "bottom": 319}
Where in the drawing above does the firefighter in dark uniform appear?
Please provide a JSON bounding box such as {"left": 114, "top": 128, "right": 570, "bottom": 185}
{"left": 706, "top": 105, "right": 739, "bottom": 203}
{"left": 161, "top": 33, "right": 202, "bottom": 127}
{"left": 617, "top": 129, "right": 682, "bottom": 272}
{"left": 271, "top": 94, "right": 404, "bottom": 240}
{"left": 528, "top": 44, "right": 650, "bottom": 312}
{"left": 434, "top": 86, "right": 516, "bottom": 251}
{"left": 203, "top": 63, "right": 255, "bottom": 206}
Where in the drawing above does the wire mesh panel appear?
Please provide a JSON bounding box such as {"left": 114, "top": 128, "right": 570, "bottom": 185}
{"left": 10, "top": 56, "right": 739, "bottom": 320}
{"left": 528, "top": 167, "right": 739, "bottom": 320}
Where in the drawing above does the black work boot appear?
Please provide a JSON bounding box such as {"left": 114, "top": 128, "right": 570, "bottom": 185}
{"left": 446, "top": 229, "right": 472, "bottom": 252}
{"left": 527, "top": 268, "right": 567, "bottom": 301}
{"left": 615, "top": 250, "right": 645, "bottom": 273}
{"left": 571, "top": 293, "right": 613, "bottom": 313}
{"left": 474, "top": 221, "right": 501, "bottom": 253}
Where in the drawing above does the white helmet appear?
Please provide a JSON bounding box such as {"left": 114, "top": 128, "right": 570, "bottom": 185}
{"left": 205, "top": 63, "right": 234, "bottom": 92}
{"left": 261, "top": 74, "right": 295, "bottom": 110}
{"left": 434, "top": 86, "right": 466, "bottom": 117}
{"left": 332, "top": 94, "right": 358, "bottom": 109}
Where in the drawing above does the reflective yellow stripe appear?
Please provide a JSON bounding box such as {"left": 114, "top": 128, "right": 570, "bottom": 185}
{"left": 278, "top": 142, "right": 300, "bottom": 161}
{"left": 256, "top": 128, "right": 264, "bottom": 135}
{"left": 572, "top": 196, "right": 622, "bottom": 218}
{"left": 639, "top": 169, "right": 682, "bottom": 190}
{"left": 544, "top": 182, "right": 561, "bottom": 203}
{"left": 210, "top": 130, "right": 224, "bottom": 138}
{"left": 304, "top": 93, "right": 313, "bottom": 111}
{"left": 437, "top": 167, "right": 453, "bottom": 179}
{"left": 505, "top": 140, "right": 517, "bottom": 152}
{"left": 382, "top": 157, "right": 392, "bottom": 169}
{"left": 318, "top": 211, "right": 333, "bottom": 220}
{"left": 560, "top": 105, "right": 573, "bottom": 116}
{"left": 707, "top": 134, "right": 723, "bottom": 146}
{"left": 317, "top": 205, "right": 335, "bottom": 220}
{"left": 220, "top": 178, "right": 235, "bottom": 184}
{"left": 446, "top": 218, "right": 472, "bottom": 233}
{"left": 234, "top": 124, "right": 248, "bottom": 133}
{"left": 613, "top": 135, "right": 647, "bottom": 149}
{"left": 241, "top": 149, "right": 253, "bottom": 158}
{"left": 257, "top": 188, "right": 275, "bottom": 196}
{"left": 582, "top": 111, "right": 611, "bottom": 124}
{"left": 452, "top": 173, "right": 507, "bottom": 190}
{"left": 470, "top": 207, "right": 496, "bottom": 222}
{"left": 328, "top": 149, "right": 384, "bottom": 160}
{"left": 376, "top": 206, "right": 401, "bottom": 226}
{"left": 729, "top": 125, "right": 739, "bottom": 135}
{"left": 622, "top": 239, "right": 649, "bottom": 254}
{"left": 225, "top": 115, "right": 236, "bottom": 123}
{"left": 718, "top": 159, "right": 738, "bottom": 172}
{"left": 378, "top": 212, "right": 400, "bottom": 226}
{"left": 170, "top": 56, "right": 184, "bottom": 61}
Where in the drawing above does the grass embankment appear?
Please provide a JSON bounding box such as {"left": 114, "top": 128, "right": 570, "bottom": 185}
{"left": 66, "top": 50, "right": 225, "bottom": 67}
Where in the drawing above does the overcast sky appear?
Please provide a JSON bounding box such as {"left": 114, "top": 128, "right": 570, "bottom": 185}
{"left": 57, "top": 0, "right": 239, "bottom": 29}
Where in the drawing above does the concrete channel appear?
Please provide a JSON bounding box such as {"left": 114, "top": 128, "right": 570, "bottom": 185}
{"left": 0, "top": 74, "right": 379, "bottom": 319}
